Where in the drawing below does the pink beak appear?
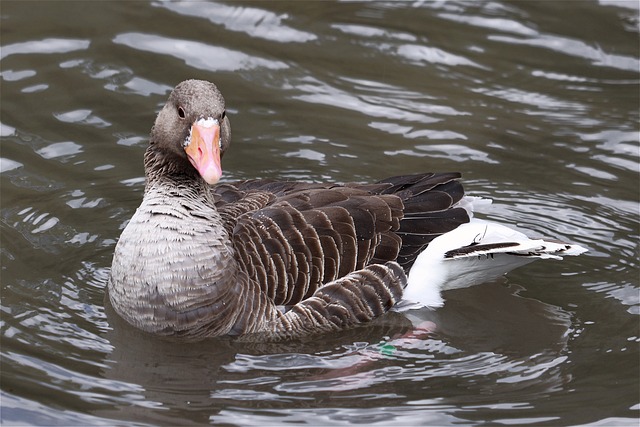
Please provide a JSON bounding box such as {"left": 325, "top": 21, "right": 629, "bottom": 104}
{"left": 184, "top": 121, "right": 222, "bottom": 185}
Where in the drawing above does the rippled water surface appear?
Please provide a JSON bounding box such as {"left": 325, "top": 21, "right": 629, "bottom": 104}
{"left": 1, "top": 1, "right": 639, "bottom": 426}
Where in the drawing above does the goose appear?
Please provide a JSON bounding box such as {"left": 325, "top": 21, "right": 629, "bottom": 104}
{"left": 107, "top": 79, "right": 587, "bottom": 341}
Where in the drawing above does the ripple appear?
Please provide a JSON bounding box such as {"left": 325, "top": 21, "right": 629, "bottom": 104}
{"left": 0, "top": 69, "right": 37, "bottom": 82}
{"left": 0, "top": 158, "right": 23, "bottom": 173}
{"left": 213, "top": 406, "right": 454, "bottom": 426}
{"left": 0, "top": 122, "right": 16, "bottom": 137}
{"left": 531, "top": 69, "right": 590, "bottom": 83}
{"left": 570, "top": 165, "right": 618, "bottom": 181}
{"left": 120, "top": 77, "right": 171, "bottom": 97}
{"left": 585, "top": 282, "right": 640, "bottom": 314}
{"left": 438, "top": 13, "right": 539, "bottom": 36}
{"left": 474, "top": 86, "right": 586, "bottom": 111}
{"left": 591, "top": 154, "right": 639, "bottom": 172}
{"left": 10, "top": 206, "right": 57, "bottom": 233}
{"left": 283, "top": 149, "right": 326, "bottom": 164}
{"left": 580, "top": 129, "right": 640, "bottom": 155}
{"left": 385, "top": 143, "right": 499, "bottom": 164}
{"left": 489, "top": 34, "right": 640, "bottom": 72}
{"left": 66, "top": 189, "right": 104, "bottom": 209}
{"left": 332, "top": 23, "right": 417, "bottom": 41}
{"left": 396, "top": 44, "right": 487, "bottom": 68}
{"left": 210, "top": 388, "right": 310, "bottom": 403}
{"left": 113, "top": 32, "right": 288, "bottom": 72}
{"left": 54, "top": 110, "right": 111, "bottom": 128}
{"left": 225, "top": 353, "right": 336, "bottom": 373}
{"left": 35, "top": 141, "right": 83, "bottom": 160}
{"left": 293, "top": 77, "right": 447, "bottom": 124}
{"left": 21, "top": 84, "right": 48, "bottom": 93}
{"left": 115, "top": 135, "right": 145, "bottom": 147}
{"left": 0, "top": 38, "right": 90, "bottom": 60}
{"left": 155, "top": 1, "right": 316, "bottom": 43}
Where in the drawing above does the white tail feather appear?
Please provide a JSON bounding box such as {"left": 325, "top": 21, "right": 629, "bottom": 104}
{"left": 399, "top": 216, "right": 587, "bottom": 310}
{"left": 454, "top": 195, "right": 493, "bottom": 218}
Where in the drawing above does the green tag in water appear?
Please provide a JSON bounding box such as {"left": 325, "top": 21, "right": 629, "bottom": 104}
{"left": 379, "top": 343, "right": 396, "bottom": 356}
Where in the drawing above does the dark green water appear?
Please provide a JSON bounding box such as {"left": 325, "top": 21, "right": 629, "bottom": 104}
{"left": 1, "top": 1, "right": 638, "bottom": 425}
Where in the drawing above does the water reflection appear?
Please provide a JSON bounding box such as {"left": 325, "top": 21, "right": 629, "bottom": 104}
{"left": 96, "top": 280, "right": 574, "bottom": 425}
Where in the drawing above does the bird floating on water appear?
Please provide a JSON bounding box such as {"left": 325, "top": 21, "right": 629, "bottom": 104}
{"left": 107, "top": 79, "right": 587, "bottom": 341}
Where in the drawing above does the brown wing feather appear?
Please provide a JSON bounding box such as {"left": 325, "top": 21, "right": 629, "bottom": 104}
{"left": 212, "top": 172, "right": 468, "bottom": 311}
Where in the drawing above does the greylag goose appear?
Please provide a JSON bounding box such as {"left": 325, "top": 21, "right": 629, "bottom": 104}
{"left": 107, "top": 79, "right": 587, "bottom": 341}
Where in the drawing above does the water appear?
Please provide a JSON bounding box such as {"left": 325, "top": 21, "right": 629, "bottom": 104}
{"left": 1, "top": 1, "right": 638, "bottom": 425}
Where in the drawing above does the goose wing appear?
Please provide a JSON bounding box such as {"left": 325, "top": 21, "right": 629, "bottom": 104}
{"left": 213, "top": 173, "right": 469, "bottom": 307}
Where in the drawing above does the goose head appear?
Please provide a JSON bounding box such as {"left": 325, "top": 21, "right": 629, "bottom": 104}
{"left": 149, "top": 79, "right": 232, "bottom": 184}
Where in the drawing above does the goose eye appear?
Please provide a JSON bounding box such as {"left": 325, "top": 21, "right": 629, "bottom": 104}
{"left": 220, "top": 110, "right": 226, "bottom": 120}
{"left": 177, "top": 106, "right": 186, "bottom": 119}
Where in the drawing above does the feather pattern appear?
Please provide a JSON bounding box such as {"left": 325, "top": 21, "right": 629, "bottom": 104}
{"left": 107, "top": 79, "right": 587, "bottom": 341}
